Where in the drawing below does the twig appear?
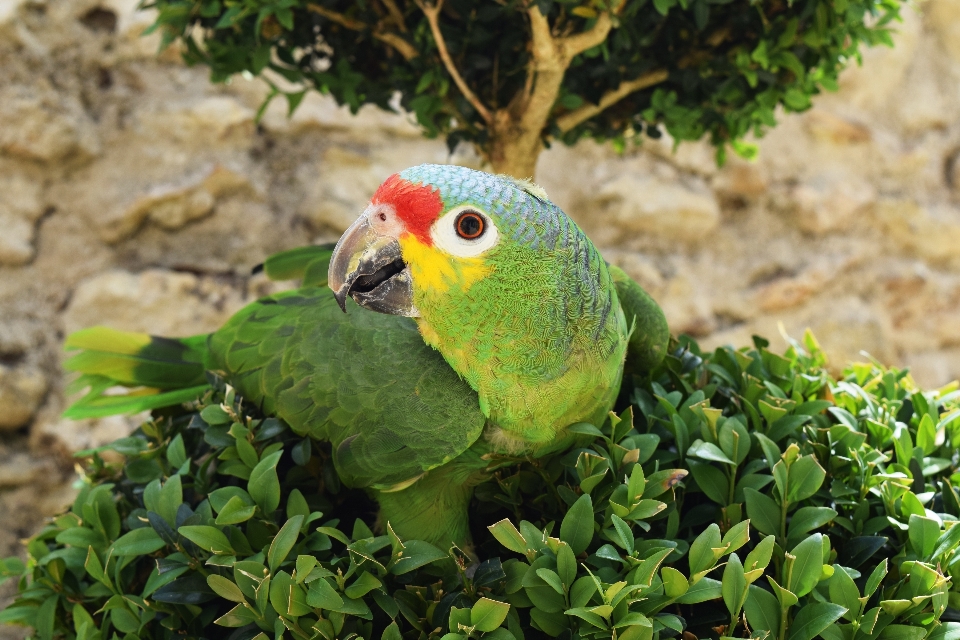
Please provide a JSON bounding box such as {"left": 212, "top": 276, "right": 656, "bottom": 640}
{"left": 380, "top": 0, "right": 408, "bottom": 32}
{"left": 555, "top": 68, "right": 669, "bottom": 132}
{"left": 416, "top": 0, "right": 493, "bottom": 124}
{"left": 307, "top": 3, "right": 418, "bottom": 60}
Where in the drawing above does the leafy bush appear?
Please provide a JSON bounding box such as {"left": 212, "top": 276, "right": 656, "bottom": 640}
{"left": 143, "top": 0, "right": 905, "bottom": 176}
{"left": 3, "top": 331, "right": 960, "bottom": 640}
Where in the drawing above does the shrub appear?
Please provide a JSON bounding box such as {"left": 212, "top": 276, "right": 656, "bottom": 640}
{"left": 143, "top": 0, "right": 906, "bottom": 176}
{"left": 3, "top": 331, "right": 960, "bottom": 640}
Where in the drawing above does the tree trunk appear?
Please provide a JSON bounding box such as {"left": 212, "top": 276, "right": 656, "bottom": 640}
{"left": 486, "top": 112, "right": 544, "bottom": 179}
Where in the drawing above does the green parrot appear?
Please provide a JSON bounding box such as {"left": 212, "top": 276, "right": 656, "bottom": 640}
{"left": 63, "top": 164, "right": 669, "bottom": 550}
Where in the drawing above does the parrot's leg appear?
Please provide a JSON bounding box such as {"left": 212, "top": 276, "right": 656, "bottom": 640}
{"left": 374, "top": 460, "right": 487, "bottom": 555}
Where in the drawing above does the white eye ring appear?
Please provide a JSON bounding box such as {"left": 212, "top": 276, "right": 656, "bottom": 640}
{"left": 430, "top": 205, "right": 499, "bottom": 258}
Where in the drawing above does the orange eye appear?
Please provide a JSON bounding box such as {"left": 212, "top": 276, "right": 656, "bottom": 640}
{"left": 455, "top": 212, "right": 485, "bottom": 239}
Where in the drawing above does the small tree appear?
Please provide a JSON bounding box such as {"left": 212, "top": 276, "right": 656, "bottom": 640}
{"left": 146, "top": 0, "right": 902, "bottom": 178}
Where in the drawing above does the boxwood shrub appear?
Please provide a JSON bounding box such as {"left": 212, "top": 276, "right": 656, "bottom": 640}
{"left": 3, "top": 331, "right": 960, "bottom": 640}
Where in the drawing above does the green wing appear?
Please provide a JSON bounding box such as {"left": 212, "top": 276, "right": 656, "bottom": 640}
{"left": 609, "top": 264, "right": 670, "bottom": 376}
{"left": 255, "top": 243, "right": 336, "bottom": 287}
{"left": 208, "top": 287, "right": 487, "bottom": 490}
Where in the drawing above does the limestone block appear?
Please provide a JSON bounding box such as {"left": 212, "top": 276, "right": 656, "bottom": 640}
{"left": 803, "top": 110, "right": 871, "bottom": 145}
{"left": 0, "top": 452, "right": 58, "bottom": 490}
{"left": 592, "top": 174, "right": 720, "bottom": 242}
{"left": 63, "top": 268, "right": 250, "bottom": 336}
{"left": 713, "top": 160, "right": 768, "bottom": 201}
{"left": 786, "top": 175, "right": 875, "bottom": 235}
{"left": 658, "top": 269, "right": 716, "bottom": 337}
{"left": 0, "top": 366, "right": 48, "bottom": 432}
{"left": 753, "top": 269, "right": 826, "bottom": 313}
{"left": 0, "top": 84, "right": 100, "bottom": 163}
{"left": 0, "top": 173, "right": 44, "bottom": 266}
{"left": 874, "top": 200, "right": 960, "bottom": 265}
{"left": 927, "top": 0, "right": 960, "bottom": 64}
{"left": 0, "top": 0, "right": 25, "bottom": 26}
{"left": 99, "top": 166, "right": 252, "bottom": 243}
{"left": 32, "top": 413, "right": 144, "bottom": 457}
{"left": 298, "top": 142, "right": 460, "bottom": 232}
{"left": 891, "top": 38, "right": 959, "bottom": 133}
{"left": 253, "top": 85, "right": 422, "bottom": 139}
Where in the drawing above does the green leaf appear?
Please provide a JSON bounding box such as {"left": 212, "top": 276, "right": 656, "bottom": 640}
{"left": 610, "top": 514, "right": 634, "bottom": 555}
{"left": 744, "top": 584, "right": 780, "bottom": 632}
{"left": 788, "top": 507, "right": 837, "bottom": 539}
{"left": 661, "top": 566, "right": 689, "bottom": 598}
{"left": 878, "top": 626, "right": 927, "bottom": 640}
{"left": 268, "top": 515, "right": 304, "bottom": 572}
{"left": 471, "top": 597, "right": 510, "bottom": 632}
{"left": 489, "top": 519, "right": 528, "bottom": 555}
{"left": 215, "top": 496, "right": 258, "bottom": 525}
{"left": 787, "top": 534, "right": 823, "bottom": 597}
{"left": 208, "top": 574, "right": 247, "bottom": 603}
{"left": 560, "top": 494, "right": 594, "bottom": 555}
{"left": 167, "top": 433, "right": 187, "bottom": 468}
{"left": 201, "top": 405, "right": 231, "bottom": 424}
{"left": 158, "top": 474, "right": 183, "bottom": 527}
{"left": 84, "top": 546, "right": 110, "bottom": 587}
{"left": 307, "top": 578, "right": 344, "bottom": 610}
{"left": 675, "top": 577, "right": 721, "bottom": 604}
{"left": 722, "top": 553, "right": 747, "bottom": 618}
{"left": 557, "top": 543, "right": 577, "bottom": 587}
{"left": 864, "top": 559, "right": 888, "bottom": 598}
{"left": 248, "top": 451, "right": 282, "bottom": 515}
{"left": 722, "top": 520, "right": 751, "bottom": 554}
{"left": 786, "top": 603, "right": 847, "bottom": 640}
{"left": 687, "top": 440, "right": 735, "bottom": 465}
{"left": 908, "top": 515, "right": 940, "bottom": 558}
{"left": 929, "top": 623, "right": 960, "bottom": 640}
{"left": 744, "top": 488, "right": 781, "bottom": 537}
{"left": 916, "top": 414, "right": 937, "bottom": 456}
{"left": 745, "top": 535, "right": 776, "bottom": 574}
{"left": 179, "top": 525, "right": 234, "bottom": 555}
{"left": 537, "top": 568, "right": 565, "bottom": 595}
{"left": 787, "top": 456, "right": 826, "bottom": 503}
{"left": 391, "top": 540, "right": 447, "bottom": 574}
{"left": 690, "top": 461, "right": 729, "bottom": 505}
{"left": 931, "top": 523, "right": 960, "bottom": 560}
{"left": 828, "top": 565, "right": 860, "bottom": 621}
{"left": 689, "top": 523, "right": 721, "bottom": 575}
{"left": 111, "top": 527, "right": 166, "bottom": 556}
{"left": 345, "top": 571, "right": 382, "bottom": 599}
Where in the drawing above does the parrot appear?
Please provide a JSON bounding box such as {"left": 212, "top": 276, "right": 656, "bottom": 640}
{"left": 62, "top": 164, "right": 670, "bottom": 551}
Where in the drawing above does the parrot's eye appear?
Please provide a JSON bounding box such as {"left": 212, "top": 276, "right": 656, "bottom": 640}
{"left": 455, "top": 212, "right": 485, "bottom": 240}
{"left": 430, "top": 205, "right": 499, "bottom": 257}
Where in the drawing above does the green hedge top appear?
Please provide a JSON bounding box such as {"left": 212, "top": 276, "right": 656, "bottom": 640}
{"left": 3, "top": 330, "right": 960, "bottom": 640}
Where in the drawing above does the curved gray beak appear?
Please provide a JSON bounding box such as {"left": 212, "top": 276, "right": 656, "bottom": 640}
{"left": 328, "top": 216, "right": 418, "bottom": 317}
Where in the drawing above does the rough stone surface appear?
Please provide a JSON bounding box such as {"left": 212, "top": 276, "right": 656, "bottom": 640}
{"left": 3, "top": 1, "right": 960, "bottom": 628}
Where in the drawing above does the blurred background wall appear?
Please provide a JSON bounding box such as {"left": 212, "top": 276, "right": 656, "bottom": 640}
{"left": 2, "top": 0, "right": 960, "bottom": 630}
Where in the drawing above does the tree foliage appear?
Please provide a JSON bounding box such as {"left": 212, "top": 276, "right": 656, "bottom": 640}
{"left": 5, "top": 331, "right": 960, "bottom": 640}
{"left": 143, "top": 0, "right": 903, "bottom": 176}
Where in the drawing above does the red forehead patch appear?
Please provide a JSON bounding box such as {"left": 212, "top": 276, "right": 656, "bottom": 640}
{"left": 372, "top": 174, "right": 443, "bottom": 246}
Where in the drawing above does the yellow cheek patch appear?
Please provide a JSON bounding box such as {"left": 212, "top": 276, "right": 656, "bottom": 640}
{"left": 399, "top": 235, "right": 492, "bottom": 294}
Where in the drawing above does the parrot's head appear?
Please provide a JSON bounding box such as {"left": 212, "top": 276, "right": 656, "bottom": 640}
{"left": 328, "top": 164, "right": 545, "bottom": 317}
{"left": 329, "top": 164, "right": 626, "bottom": 442}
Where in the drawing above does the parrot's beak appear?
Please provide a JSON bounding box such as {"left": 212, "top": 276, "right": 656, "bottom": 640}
{"left": 328, "top": 215, "right": 418, "bottom": 317}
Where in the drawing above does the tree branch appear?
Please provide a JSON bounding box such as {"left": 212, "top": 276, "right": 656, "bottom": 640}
{"left": 560, "top": 12, "right": 613, "bottom": 58}
{"left": 555, "top": 68, "right": 669, "bottom": 133}
{"left": 415, "top": 0, "right": 493, "bottom": 124}
{"left": 380, "top": 0, "right": 408, "bottom": 32}
{"left": 306, "top": 4, "right": 418, "bottom": 60}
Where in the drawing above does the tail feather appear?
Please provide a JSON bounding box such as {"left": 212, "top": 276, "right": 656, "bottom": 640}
{"left": 63, "top": 327, "right": 211, "bottom": 419}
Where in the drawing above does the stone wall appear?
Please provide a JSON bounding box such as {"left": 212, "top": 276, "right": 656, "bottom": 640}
{"left": 2, "top": 0, "right": 960, "bottom": 633}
